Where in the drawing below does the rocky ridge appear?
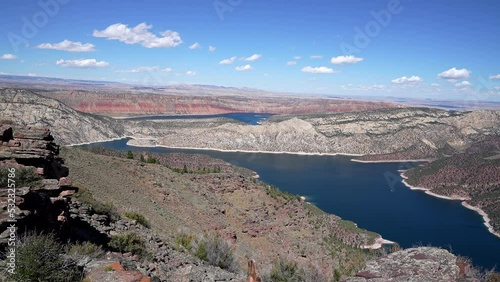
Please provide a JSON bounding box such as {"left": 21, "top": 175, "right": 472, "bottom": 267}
{"left": 127, "top": 108, "right": 500, "bottom": 158}
{"left": 0, "top": 88, "right": 125, "bottom": 145}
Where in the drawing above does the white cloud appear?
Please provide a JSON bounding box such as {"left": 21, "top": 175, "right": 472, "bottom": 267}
{"left": 117, "top": 66, "right": 172, "bottom": 73}
{"left": 455, "top": 81, "right": 472, "bottom": 87}
{"left": 287, "top": 61, "right": 297, "bottom": 66}
{"left": 27, "top": 73, "right": 37, "bottom": 77}
{"left": 219, "top": 56, "right": 237, "bottom": 65}
{"left": 56, "top": 59, "right": 109, "bottom": 68}
{"left": 368, "top": 84, "right": 384, "bottom": 89}
{"left": 489, "top": 74, "right": 500, "bottom": 80}
{"left": 242, "top": 54, "right": 262, "bottom": 61}
{"left": 341, "top": 84, "right": 384, "bottom": 90}
{"left": 437, "top": 67, "right": 471, "bottom": 79}
{"left": 431, "top": 83, "right": 440, "bottom": 87}
{"left": 310, "top": 55, "right": 323, "bottom": 59}
{"left": 93, "top": 23, "right": 182, "bottom": 48}
{"left": 293, "top": 56, "right": 301, "bottom": 60}
{"left": 391, "top": 75, "right": 423, "bottom": 84}
{"left": 186, "top": 70, "right": 196, "bottom": 76}
{"left": 35, "top": 40, "right": 95, "bottom": 52}
{"left": 301, "top": 66, "right": 335, "bottom": 74}
{"left": 208, "top": 46, "right": 216, "bottom": 52}
{"left": 0, "top": 54, "right": 17, "bottom": 60}
{"left": 189, "top": 42, "right": 201, "bottom": 49}
{"left": 330, "top": 55, "right": 364, "bottom": 65}
{"left": 235, "top": 64, "right": 252, "bottom": 71}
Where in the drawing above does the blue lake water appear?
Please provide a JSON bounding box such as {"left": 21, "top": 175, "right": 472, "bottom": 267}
{"left": 122, "top": 113, "right": 272, "bottom": 125}
{"left": 81, "top": 113, "right": 499, "bottom": 269}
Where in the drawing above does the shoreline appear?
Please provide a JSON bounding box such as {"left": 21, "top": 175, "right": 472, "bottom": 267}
{"left": 126, "top": 138, "right": 366, "bottom": 157}
{"left": 462, "top": 202, "right": 500, "bottom": 238}
{"left": 400, "top": 172, "right": 500, "bottom": 239}
{"left": 64, "top": 136, "right": 131, "bottom": 147}
{"left": 351, "top": 158, "right": 434, "bottom": 164}
{"left": 361, "top": 237, "right": 395, "bottom": 250}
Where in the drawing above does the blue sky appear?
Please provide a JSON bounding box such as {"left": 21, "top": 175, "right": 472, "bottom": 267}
{"left": 1, "top": 0, "right": 499, "bottom": 100}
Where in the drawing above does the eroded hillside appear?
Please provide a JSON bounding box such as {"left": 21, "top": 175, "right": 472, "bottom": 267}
{"left": 61, "top": 146, "right": 383, "bottom": 279}
{"left": 0, "top": 88, "right": 125, "bottom": 145}
{"left": 127, "top": 108, "right": 500, "bottom": 159}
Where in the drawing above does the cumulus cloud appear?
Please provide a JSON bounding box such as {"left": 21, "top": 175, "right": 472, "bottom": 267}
{"left": 117, "top": 66, "right": 172, "bottom": 73}
{"left": 35, "top": 40, "right": 95, "bottom": 52}
{"left": 0, "top": 54, "right": 17, "bottom": 60}
{"left": 455, "top": 81, "right": 472, "bottom": 87}
{"left": 56, "top": 59, "right": 109, "bottom": 68}
{"left": 437, "top": 67, "right": 471, "bottom": 79}
{"left": 294, "top": 56, "right": 301, "bottom": 60}
{"left": 189, "top": 42, "right": 201, "bottom": 49}
{"left": 93, "top": 23, "right": 182, "bottom": 48}
{"left": 330, "top": 55, "right": 364, "bottom": 65}
{"left": 242, "top": 54, "right": 262, "bottom": 61}
{"left": 301, "top": 66, "right": 335, "bottom": 74}
{"left": 310, "top": 55, "right": 323, "bottom": 59}
{"left": 391, "top": 75, "right": 423, "bottom": 84}
{"left": 235, "top": 64, "right": 252, "bottom": 71}
{"left": 431, "top": 83, "right": 440, "bottom": 87}
{"left": 489, "top": 74, "right": 500, "bottom": 80}
{"left": 219, "top": 56, "right": 237, "bottom": 65}
{"left": 287, "top": 61, "right": 297, "bottom": 66}
{"left": 186, "top": 70, "right": 196, "bottom": 76}
{"left": 208, "top": 46, "right": 216, "bottom": 52}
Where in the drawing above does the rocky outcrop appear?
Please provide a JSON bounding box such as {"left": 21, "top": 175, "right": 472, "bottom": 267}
{"left": 345, "top": 247, "right": 477, "bottom": 282}
{"left": 0, "top": 125, "right": 75, "bottom": 244}
{"left": 0, "top": 88, "right": 125, "bottom": 145}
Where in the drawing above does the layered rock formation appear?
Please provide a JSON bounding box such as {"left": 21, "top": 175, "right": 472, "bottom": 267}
{"left": 127, "top": 108, "right": 500, "bottom": 158}
{"left": 39, "top": 91, "right": 399, "bottom": 116}
{"left": 0, "top": 88, "right": 125, "bottom": 145}
{"left": 0, "top": 125, "right": 74, "bottom": 243}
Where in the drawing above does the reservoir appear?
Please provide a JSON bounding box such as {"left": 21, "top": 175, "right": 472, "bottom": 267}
{"left": 82, "top": 114, "right": 500, "bottom": 270}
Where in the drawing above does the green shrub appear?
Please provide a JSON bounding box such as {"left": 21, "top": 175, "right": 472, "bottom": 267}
{"left": 9, "top": 232, "right": 83, "bottom": 282}
{"left": 203, "top": 234, "right": 239, "bottom": 273}
{"left": 108, "top": 233, "right": 146, "bottom": 257}
{"left": 75, "top": 186, "right": 119, "bottom": 221}
{"left": 123, "top": 212, "right": 150, "bottom": 228}
{"left": 174, "top": 233, "right": 193, "bottom": 250}
{"left": 146, "top": 157, "right": 157, "bottom": 164}
{"left": 0, "top": 167, "right": 43, "bottom": 188}
{"left": 195, "top": 241, "right": 208, "bottom": 261}
{"left": 67, "top": 241, "right": 104, "bottom": 260}
{"left": 126, "top": 150, "right": 134, "bottom": 159}
{"left": 270, "top": 259, "right": 302, "bottom": 282}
